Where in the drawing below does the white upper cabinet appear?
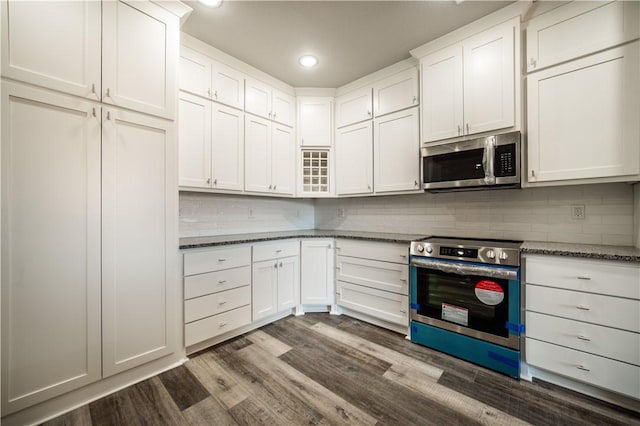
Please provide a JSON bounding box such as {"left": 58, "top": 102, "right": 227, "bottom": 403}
{"left": 527, "top": 42, "right": 640, "bottom": 183}
{"left": 179, "top": 46, "right": 211, "bottom": 99}
{"left": 299, "top": 97, "right": 333, "bottom": 147}
{"left": 421, "top": 45, "right": 464, "bottom": 141}
{"left": 526, "top": 1, "right": 640, "bottom": 73}
{"left": 211, "top": 60, "right": 245, "bottom": 110}
{"left": 335, "top": 86, "right": 373, "bottom": 128}
{"left": 336, "top": 121, "right": 373, "bottom": 195}
{"left": 420, "top": 19, "right": 516, "bottom": 143}
{"left": 374, "top": 108, "right": 420, "bottom": 193}
{"left": 270, "top": 124, "right": 296, "bottom": 195}
{"left": 102, "top": 1, "right": 178, "bottom": 119}
{"left": 1, "top": 0, "right": 101, "bottom": 101}
{"left": 211, "top": 103, "right": 244, "bottom": 191}
{"left": 179, "top": 92, "right": 212, "bottom": 188}
{"left": 373, "top": 67, "right": 419, "bottom": 117}
{"left": 245, "top": 78, "right": 295, "bottom": 127}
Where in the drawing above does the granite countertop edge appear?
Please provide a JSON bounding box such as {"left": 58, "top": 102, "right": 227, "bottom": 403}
{"left": 179, "top": 231, "right": 640, "bottom": 263}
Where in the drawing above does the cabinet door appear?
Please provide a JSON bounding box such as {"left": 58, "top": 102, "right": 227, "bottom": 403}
{"left": 299, "top": 97, "right": 333, "bottom": 147}
{"left": 102, "top": 1, "right": 178, "bottom": 119}
{"left": 244, "top": 115, "right": 271, "bottom": 193}
{"left": 272, "top": 89, "right": 296, "bottom": 127}
{"left": 373, "top": 67, "right": 419, "bottom": 117}
{"left": 179, "top": 92, "right": 211, "bottom": 188}
{"left": 374, "top": 108, "right": 420, "bottom": 193}
{"left": 179, "top": 46, "right": 212, "bottom": 99}
{"left": 271, "top": 124, "right": 295, "bottom": 195}
{"left": 245, "top": 78, "right": 272, "bottom": 120}
{"left": 301, "top": 240, "right": 335, "bottom": 305}
{"left": 336, "top": 86, "right": 373, "bottom": 128}
{"left": 277, "top": 256, "right": 300, "bottom": 311}
{"left": 462, "top": 22, "right": 515, "bottom": 135}
{"left": 102, "top": 108, "right": 176, "bottom": 377}
{"left": 336, "top": 121, "right": 373, "bottom": 195}
{"left": 527, "top": 42, "right": 640, "bottom": 183}
{"left": 211, "top": 104, "right": 244, "bottom": 191}
{"left": 1, "top": 0, "right": 101, "bottom": 101}
{"left": 1, "top": 83, "right": 102, "bottom": 414}
{"left": 252, "top": 260, "right": 278, "bottom": 321}
{"left": 211, "top": 59, "right": 245, "bottom": 110}
{"left": 421, "top": 45, "right": 464, "bottom": 143}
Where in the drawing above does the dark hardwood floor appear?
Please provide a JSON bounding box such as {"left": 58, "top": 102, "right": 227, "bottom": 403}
{"left": 43, "top": 314, "right": 640, "bottom": 426}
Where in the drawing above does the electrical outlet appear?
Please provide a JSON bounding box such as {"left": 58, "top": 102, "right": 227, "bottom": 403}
{"left": 571, "top": 205, "right": 585, "bottom": 220}
{"left": 337, "top": 208, "right": 345, "bottom": 218}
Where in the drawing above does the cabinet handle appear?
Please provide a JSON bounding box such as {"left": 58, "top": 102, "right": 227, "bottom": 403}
{"left": 576, "top": 365, "right": 590, "bottom": 372}
{"left": 214, "top": 90, "right": 218, "bottom": 99}
{"left": 457, "top": 125, "right": 461, "bottom": 135}
{"left": 529, "top": 58, "right": 537, "bottom": 68}
{"left": 218, "top": 280, "right": 226, "bottom": 284}
{"left": 367, "top": 110, "right": 371, "bottom": 116}
{"left": 414, "top": 180, "right": 418, "bottom": 187}
{"left": 208, "top": 88, "right": 211, "bottom": 97}
{"left": 219, "top": 301, "right": 227, "bottom": 306}
{"left": 106, "top": 88, "right": 110, "bottom": 97}
{"left": 218, "top": 258, "right": 226, "bottom": 262}
{"left": 531, "top": 170, "right": 536, "bottom": 178}
{"left": 577, "top": 335, "right": 591, "bottom": 341}
{"left": 412, "top": 96, "right": 417, "bottom": 104}
{"left": 279, "top": 262, "right": 283, "bottom": 268}
{"left": 327, "top": 244, "right": 332, "bottom": 248}
{"left": 400, "top": 278, "right": 407, "bottom": 282}
{"left": 576, "top": 305, "right": 590, "bottom": 311}
{"left": 367, "top": 184, "right": 371, "bottom": 191}
{"left": 219, "top": 322, "right": 227, "bottom": 328}
{"left": 92, "top": 107, "right": 96, "bottom": 117}
{"left": 273, "top": 112, "right": 276, "bottom": 119}
{"left": 576, "top": 276, "right": 591, "bottom": 281}
{"left": 269, "top": 184, "right": 273, "bottom": 190}
{"left": 274, "top": 263, "right": 278, "bottom": 269}
{"left": 213, "top": 178, "right": 217, "bottom": 185}
{"left": 466, "top": 123, "right": 469, "bottom": 134}
{"left": 106, "top": 111, "right": 111, "bottom": 121}
{"left": 91, "top": 83, "right": 96, "bottom": 94}
{"left": 399, "top": 309, "right": 407, "bottom": 314}
{"left": 206, "top": 178, "right": 211, "bottom": 184}
{"left": 273, "top": 185, "right": 277, "bottom": 190}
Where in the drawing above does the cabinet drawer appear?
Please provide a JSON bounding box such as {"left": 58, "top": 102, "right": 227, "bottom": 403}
{"left": 253, "top": 240, "right": 299, "bottom": 262}
{"left": 185, "top": 285, "right": 250, "bottom": 323}
{"left": 526, "top": 311, "right": 640, "bottom": 366}
{"left": 184, "top": 246, "right": 251, "bottom": 276}
{"left": 184, "top": 266, "right": 251, "bottom": 300}
{"left": 185, "top": 305, "right": 251, "bottom": 347}
{"left": 526, "top": 285, "right": 640, "bottom": 333}
{"left": 336, "top": 239, "right": 408, "bottom": 264}
{"left": 526, "top": 1, "right": 639, "bottom": 72}
{"left": 337, "top": 256, "right": 408, "bottom": 295}
{"left": 525, "top": 255, "right": 640, "bottom": 300}
{"left": 526, "top": 338, "right": 640, "bottom": 399}
{"left": 337, "top": 281, "right": 408, "bottom": 326}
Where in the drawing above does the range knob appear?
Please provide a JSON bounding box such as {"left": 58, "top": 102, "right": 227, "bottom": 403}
{"left": 499, "top": 251, "right": 509, "bottom": 261}
{"left": 416, "top": 244, "right": 424, "bottom": 253}
{"left": 426, "top": 246, "right": 433, "bottom": 254}
{"left": 487, "top": 250, "right": 496, "bottom": 259}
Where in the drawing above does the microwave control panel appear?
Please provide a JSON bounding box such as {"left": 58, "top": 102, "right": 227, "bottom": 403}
{"left": 495, "top": 145, "right": 516, "bottom": 177}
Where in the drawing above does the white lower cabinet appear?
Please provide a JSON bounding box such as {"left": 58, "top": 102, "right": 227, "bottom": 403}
{"left": 335, "top": 239, "right": 409, "bottom": 331}
{"left": 524, "top": 255, "right": 640, "bottom": 400}
{"left": 300, "top": 239, "right": 335, "bottom": 306}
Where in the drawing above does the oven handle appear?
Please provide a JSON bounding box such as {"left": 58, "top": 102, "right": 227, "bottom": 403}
{"left": 410, "top": 258, "right": 518, "bottom": 280}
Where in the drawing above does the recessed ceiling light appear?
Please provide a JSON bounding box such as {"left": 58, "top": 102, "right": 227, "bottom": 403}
{"left": 199, "top": 0, "right": 222, "bottom": 8}
{"left": 299, "top": 55, "right": 318, "bottom": 68}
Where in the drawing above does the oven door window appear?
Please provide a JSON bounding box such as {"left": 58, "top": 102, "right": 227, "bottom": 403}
{"left": 415, "top": 267, "right": 509, "bottom": 338}
{"left": 423, "top": 148, "right": 485, "bottom": 183}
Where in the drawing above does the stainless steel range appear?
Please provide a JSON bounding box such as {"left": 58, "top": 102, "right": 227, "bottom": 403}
{"left": 409, "top": 237, "right": 523, "bottom": 378}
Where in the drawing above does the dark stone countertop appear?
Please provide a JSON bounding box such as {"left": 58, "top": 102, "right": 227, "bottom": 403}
{"left": 180, "top": 229, "right": 429, "bottom": 250}
{"left": 521, "top": 241, "right": 640, "bottom": 263}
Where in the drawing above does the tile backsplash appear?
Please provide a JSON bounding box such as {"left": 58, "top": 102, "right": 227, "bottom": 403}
{"left": 314, "top": 183, "right": 635, "bottom": 246}
{"left": 180, "top": 192, "right": 315, "bottom": 237}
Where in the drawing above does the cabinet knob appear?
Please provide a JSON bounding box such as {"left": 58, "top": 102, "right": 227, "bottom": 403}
{"left": 529, "top": 58, "right": 537, "bottom": 68}
{"left": 206, "top": 178, "right": 211, "bottom": 184}
{"left": 367, "top": 110, "right": 371, "bottom": 116}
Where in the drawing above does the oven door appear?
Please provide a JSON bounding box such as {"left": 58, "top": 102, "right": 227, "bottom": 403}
{"left": 410, "top": 257, "right": 521, "bottom": 350}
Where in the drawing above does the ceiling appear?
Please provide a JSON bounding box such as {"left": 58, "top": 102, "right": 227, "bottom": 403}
{"left": 181, "top": 1, "right": 511, "bottom": 88}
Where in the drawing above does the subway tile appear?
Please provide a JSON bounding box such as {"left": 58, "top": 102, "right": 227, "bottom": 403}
{"left": 602, "top": 234, "right": 634, "bottom": 246}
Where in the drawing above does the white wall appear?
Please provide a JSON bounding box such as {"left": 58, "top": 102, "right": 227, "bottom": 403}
{"left": 315, "top": 183, "right": 635, "bottom": 246}
{"left": 180, "top": 192, "right": 314, "bottom": 237}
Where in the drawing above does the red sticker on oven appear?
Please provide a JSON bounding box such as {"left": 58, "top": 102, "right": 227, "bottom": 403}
{"left": 475, "top": 280, "right": 504, "bottom": 305}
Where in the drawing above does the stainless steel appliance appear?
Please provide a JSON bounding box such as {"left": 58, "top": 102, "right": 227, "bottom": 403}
{"left": 422, "top": 131, "right": 520, "bottom": 191}
{"left": 409, "top": 237, "right": 523, "bottom": 378}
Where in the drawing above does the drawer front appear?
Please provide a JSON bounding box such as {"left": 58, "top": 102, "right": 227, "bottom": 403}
{"left": 337, "top": 281, "right": 408, "bottom": 326}
{"left": 525, "top": 255, "right": 640, "bottom": 300}
{"left": 185, "top": 305, "right": 251, "bottom": 347}
{"left": 526, "top": 285, "right": 640, "bottom": 333}
{"left": 253, "top": 240, "right": 299, "bottom": 262}
{"left": 526, "top": 338, "right": 640, "bottom": 399}
{"left": 337, "top": 256, "right": 408, "bottom": 295}
{"left": 526, "top": 311, "right": 640, "bottom": 366}
{"left": 336, "top": 239, "right": 408, "bottom": 264}
{"left": 185, "top": 285, "right": 251, "bottom": 323}
{"left": 184, "top": 246, "right": 251, "bottom": 276}
{"left": 184, "top": 266, "right": 251, "bottom": 299}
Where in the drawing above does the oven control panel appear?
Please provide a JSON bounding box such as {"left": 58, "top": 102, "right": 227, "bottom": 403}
{"left": 410, "top": 238, "right": 521, "bottom": 267}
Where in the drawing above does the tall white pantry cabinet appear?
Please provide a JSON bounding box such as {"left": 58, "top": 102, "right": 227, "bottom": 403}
{"left": 1, "top": 0, "right": 185, "bottom": 418}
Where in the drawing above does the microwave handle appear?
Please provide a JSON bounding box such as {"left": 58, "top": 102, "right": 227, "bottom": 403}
{"left": 483, "top": 136, "right": 496, "bottom": 185}
{"left": 411, "top": 258, "right": 517, "bottom": 280}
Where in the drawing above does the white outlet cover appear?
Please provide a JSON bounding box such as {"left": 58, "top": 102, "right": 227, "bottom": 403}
{"left": 571, "top": 205, "right": 585, "bottom": 220}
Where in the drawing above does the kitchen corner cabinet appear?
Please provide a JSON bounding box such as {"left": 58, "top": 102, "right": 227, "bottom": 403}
{"left": 421, "top": 19, "right": 516, "bottom": 143}
{"left": 336, "top": 121, "right": 373, "bottom": 195}
{"left": 335, "top": 86, "right": 373, "bottom": 128}
{"left": 372, "top": 67, "right": 419, "bottom": 117}
{"left": 374, "top": 108, "right": 421, "bottom": 193}
{"left": 252, "top": 241, "right": 300, "bottom": 321}
{"left": 245, "top": 115, "right": 295, "bottom": 195}
{"left": 300, "top": 240, "right": 335, "bottom": 306}
{"left": 245, "top": 78, "right": 295, "bottom": 127}
{"left": 299, "top": 97, "right": 333, "bottom": 147}
{"left": 1, "top": 0, "right": 178, "bottom": 120}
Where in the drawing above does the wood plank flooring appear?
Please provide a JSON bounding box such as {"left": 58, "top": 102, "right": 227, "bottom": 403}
{"left": 43, "top": 314, "right": 640, "bottom": 426}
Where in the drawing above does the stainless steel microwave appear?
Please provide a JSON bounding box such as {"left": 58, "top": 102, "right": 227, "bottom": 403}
{"left": 422, "top": 131, "right": 521, "bottom": 191}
